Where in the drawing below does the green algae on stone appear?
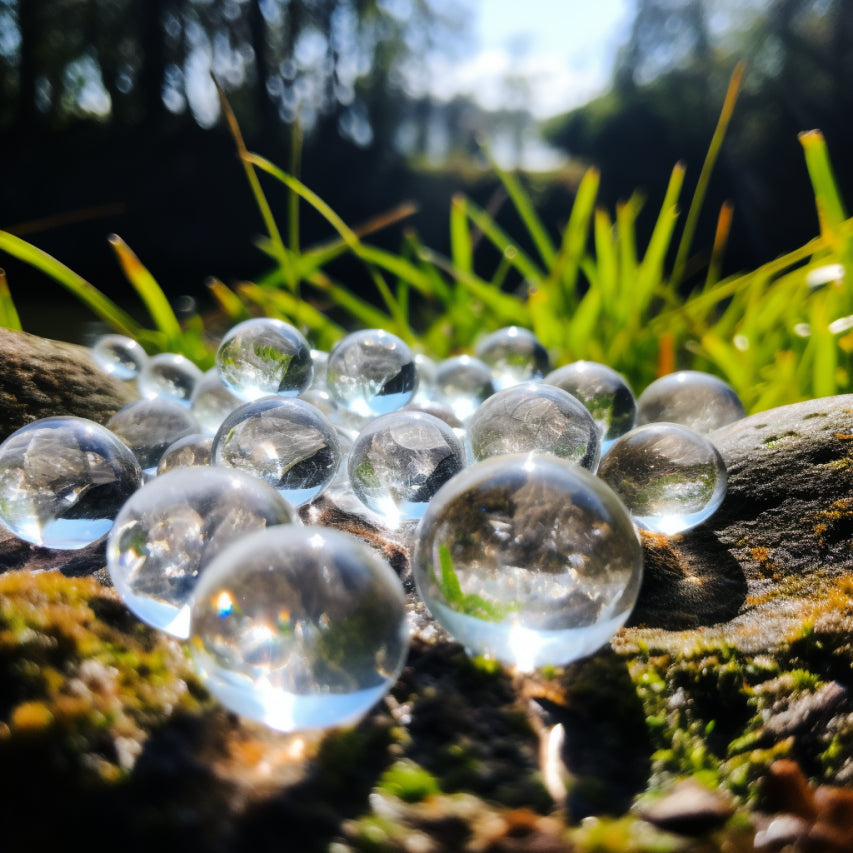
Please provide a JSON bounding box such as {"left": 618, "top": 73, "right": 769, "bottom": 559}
{"left": 0, "top": 570, "right": 205, "bottom": 770}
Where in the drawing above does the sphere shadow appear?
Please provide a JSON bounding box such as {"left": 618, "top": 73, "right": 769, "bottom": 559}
{"left": 630, "top": 526, "right": 748, "bottom": 630}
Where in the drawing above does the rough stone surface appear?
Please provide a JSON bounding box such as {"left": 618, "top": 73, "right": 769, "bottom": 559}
{"left": 0, "top": 327, "right": 138, "bottom": 441}
{"left": 2, "top": 384, "right": 853, "bottom": 851}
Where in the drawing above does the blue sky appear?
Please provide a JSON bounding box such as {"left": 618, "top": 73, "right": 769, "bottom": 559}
{"left": 428, "top": 0, "right": 633, "bottom": 118}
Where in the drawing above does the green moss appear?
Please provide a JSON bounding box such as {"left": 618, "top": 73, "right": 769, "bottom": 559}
{"left": 377, "top": 760, "right": 441, "bottom": 803}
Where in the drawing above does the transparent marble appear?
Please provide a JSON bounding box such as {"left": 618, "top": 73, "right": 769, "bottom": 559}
{"left": 107, "top": 398, "right": 200, "bottom": 477}
{"left": 190, "top": 368, "right": 243, "bottom": 435}
{"left": 348, "top": 411, "right": 466, "bottom": 526}
{"left": 308, "top": 349, "right": 329, "bottom": 390}
{"left": 137, "top": 352, "right": 204, "bottom": 407}
{"left": 156, "top": 433, "right": 213, "bottom": 475}
{"left": 467, "top": 382, "right": 600, "bottom": 470}
{"left": 412, "top": 453, "right": 642, "bottom": 670}
{"left": 0, "top": 416, "right": 143, "bottom": 549}
{"left": 544, "top": 361, "right": 637, "bottom": 453}
{"left": 300, "top": 387, "right": 338, "bottom": 418}
{"left": 213, "top": 397, "right": 341, "bottom": 505}
{"left": 402, "top": 400, "right": 464, "bottom": 430}
{"left": 474, "top": 326, "right": 550, "bottom": 390}
{"left": 188, "top": 525, "right": 409, "bottom": 732}
{"left": 636, "top": 370, "right": 745, "bottom": 434}
{"left": 91, "top": 334, "right": 148, "bottom": 380}
{"left": 108, "top": 467, "right": 297, "bottom": 638}
{"left": 326, "top": 329, "right": 417, "bottom": 417}
{"left": 216, "top": 318, "right": 313, "bottom": 401}
{"left": 435, "top": 355, "right": 495, "bottom": 422}
{"left": 596, "top": 422, "right": 727, "bottom": 534}
{"left": 412, "top": 353, "right": 438, "bottom": 403}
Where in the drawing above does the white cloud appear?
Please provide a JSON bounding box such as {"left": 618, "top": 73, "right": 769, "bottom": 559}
{"left": 425, "top": 47, "right": 612, "bottom": 118}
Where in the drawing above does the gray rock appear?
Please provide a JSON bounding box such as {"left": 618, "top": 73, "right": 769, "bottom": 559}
{"left": 629, "top": 393, "right": 853, "bottom": 639}
{"left": 0, "top": 328, "right": 138, "bottom": 442}
{"left": 639, "top": 778, "right": 735, "bottom": 834}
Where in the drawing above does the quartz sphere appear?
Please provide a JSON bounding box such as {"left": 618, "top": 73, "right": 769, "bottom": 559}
{"left": 188, "top": 525, "right": 409, "bottom": 732}
{"left": 435, "top": 355, "right": 495, "bottom": 422}
{"left": 107, "top": 398, "right": 200, "bottom": 477}
{"left": 0, "top": 416, "right": 143, "bottom": 549}
{"left": 190, "top": 368, "right": 243, "bottom": 435}
{"left": 91, "top": 334, "right": 148, "bottom": 380}
{"left": 412, "top": 353, "right": 439, "bottom": 403}
{"left": 467, "top": 382, "right": 600, "bottom": 470}
{"left": 108, "top": 467, "right": 297, "bottom": 638}
{"left": 597, "top": 422, "right": 727, "bottom": 534}
{"left": 216, "top": 317, "right": 314, "bottom": 401}
{"left": 137, "top": 352, "right": 204, "bottom": 407}
{"left": 544, "top": 361, "right": 637, "bottom": 453}
{"left": 348, "top": 411, "right": 466, "bottom": 525}
{"left": 412, "top": 454, "right": 643, "bottom": 670}
{"left": 326, "top": 329, "right": 417, "bottom": 416}
{"left": 636, "top": 370, "right": 745, "bottom": 434}
{"left": 308, "top": 349, "right": 329, "bottom": 390}
{"left": 474, "top": 326, "right": 551, "bottom": 390}
{"left": 156, "top": 433, "right": 213, "bottom": 475}
{"left": 212, "top": 396, "right": 341, "bottom": 505}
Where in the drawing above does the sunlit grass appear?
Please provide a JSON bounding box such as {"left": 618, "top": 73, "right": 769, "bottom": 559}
{"left": 0, "top": 67, "right": 852, "bottom": 412}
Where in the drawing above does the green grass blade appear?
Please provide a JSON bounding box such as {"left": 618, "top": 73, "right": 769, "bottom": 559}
{"left": 634, "top": 162, "right": 685, "bottom": 315}
{"left": 593, "top": 207, "right": 618, "bottom": 305}
{"left": 490, "top": 160, "right": 556, "bottom": 267}
{"left": 450, "top": 194, "right": 473, "bottom": 274}
{"left": 547, "top": 167, "right": 600, "bottom": 307}
{"left": 416, "top": 246, "right": 528, "bottom": 323}
{"left": 0, "top": 230, "right": 143, "bottom": 339}
{"left": 237, "top": 281, "right": 344, "bottom": 346}
{"left": 214, "top": 77, "right": 296, "bottom": 292}
{"left": 671, "top": 62, "right": 743, "bottom": 289}
{"left": 0, "top": 269, "right": 22, "bottom": 330}
{"left": 289, "top": 118, "right": 303, "bottom": 255}
{"left": 306, "top": 272, "right": 395, "bottom": 330}
{"left": 206, "top": 277, "right": 250, "bottom": 323}
{"left": 108, "top": 234, "right": 182, "bottom": 346}
{"left": 616, "top": 195, "right": 640, "bottom": 285}
{"left": 461, "top": 198, "right": 546, "bottom": 284}
{"left": 799, "top": 130, "right": 848, "bottom": 243}
{"left": 809, "top": 297, "right": 838, "bottom": 397}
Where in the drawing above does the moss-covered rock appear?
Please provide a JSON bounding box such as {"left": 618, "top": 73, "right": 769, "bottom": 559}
{"left": 1, "top": 393, "right": 853, "bottom": 851}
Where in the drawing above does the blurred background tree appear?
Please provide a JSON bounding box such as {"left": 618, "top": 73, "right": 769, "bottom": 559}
{"left": 543, "top": 0, "right": 853, "bottom": 280}
{"left": 2, "top": 0, "right": 853, "bottom": 340}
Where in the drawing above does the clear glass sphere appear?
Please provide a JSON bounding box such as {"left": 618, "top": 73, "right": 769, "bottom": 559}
{"left": 636, "top": 370, "right": 745, "bottom": 434}
{"left": 190, "top": 368, "right": 244, "bottom": 435}
{"left": 308, "top": 349, "right": 329, "bottom": 390}
{"left": 212, "top": 396, "right": 341, "bottom": 505}
{"left": 412, "top": 353, "right": 439, "bottom": 403}
{"left": 412, "top": 453, "right": 643, "bottom": 670}
{"left": 108, "top": 467, "right": 297, "bottom": 638}
{"left": 544, "top": 361, "right": 637, "bottom": 453}
{"left": 435, "top": 355, "right": 495, "bottom": 422}
{"left": 156, "top": 433, "right": 213, "bottom": 475}
{"left": 0, "top": 416, "right": 143, "bottom": 549}
{"left": 137, "top": 352, "right": 204, "bottom": 407}
{"left": 326, "top": 329, "right": 417, "bottom": 417}
{"left": 91, "top": 334, "right": 148, "bottom": 380}
{"left": 348, "top": 411, "right": 466, "bottom": 525}
{"left": 216, "top": 318, "right": 314, "bottom": 401}
{"left": 596, "top": 422, "right": 727, "bottom": 534}
{"left": 188, "top": 525, "right": 409, "bottom": 732}
{"left": 467, "top": 382, "right": 600, "bottom": 470}
{"left": 107, "top": 398, "right": 200, "bottom": 477}
{"left": 474, "top": 326, "right": 550, "bottom": 390}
